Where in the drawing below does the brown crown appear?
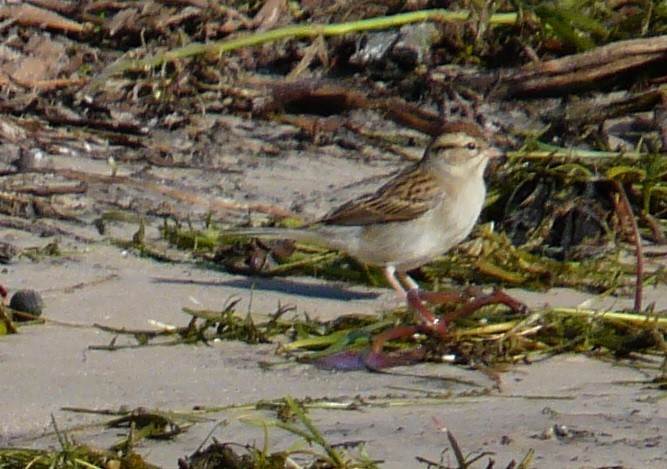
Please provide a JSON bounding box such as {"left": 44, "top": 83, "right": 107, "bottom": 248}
{"left": 437, "top": 121, "right": 490, "bottom": 141}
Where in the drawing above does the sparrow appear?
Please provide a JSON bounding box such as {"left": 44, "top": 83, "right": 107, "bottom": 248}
{"left": 221, "top": 121, "right": 501, "bottom": 297}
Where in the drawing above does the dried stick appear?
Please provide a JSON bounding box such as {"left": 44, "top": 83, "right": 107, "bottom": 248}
{"left": 496, "top": 36, "right": 667, "bottom": 97}
{"left": 612, "top": 181, "right": 644, "bottom": 312}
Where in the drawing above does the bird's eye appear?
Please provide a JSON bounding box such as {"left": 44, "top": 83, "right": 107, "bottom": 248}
{"left": 465, "top": 142, "right": 478, "bottom": 150}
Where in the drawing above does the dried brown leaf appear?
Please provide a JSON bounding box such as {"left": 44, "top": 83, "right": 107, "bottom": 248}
{"left": 0, "top": 3, "right": 86, "bottom": 33}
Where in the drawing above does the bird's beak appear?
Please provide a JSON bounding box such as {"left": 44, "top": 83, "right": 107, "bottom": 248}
{"left": 486, "top": 147, "right": 503, "bottom": 159}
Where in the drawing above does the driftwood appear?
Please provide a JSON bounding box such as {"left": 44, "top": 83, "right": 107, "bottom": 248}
{"left": 542, "top": 87, "right": 666, "bottom": 127}
{"left": 265, "top": 82, "right": 446, "bottom": 136}
{"left": 494, "top": 35, "right": 667, "bottom": 98}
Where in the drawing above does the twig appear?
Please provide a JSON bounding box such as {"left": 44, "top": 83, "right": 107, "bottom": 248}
{"left": 551, "top": 307, "right": 667, "bottom": 329}
{"left": 506, "top": 145, "right": 645, "bottom": 160}
{"left": 612, "top": 181, "right": 644, "bottom": 312}
{"left": 9, "top": 183, "right": 87, "bottom": 196}
{"left": 0, "top": 3, "right": 86, "bottom": 33}
{"left": 41, "top": 273, "right": 120, "bottom": 294}
{"left": 496, "top": 36, "right": 667, "bottom": 97}
{"left": 0, "top": 305, "right": 18, "bottom": 334}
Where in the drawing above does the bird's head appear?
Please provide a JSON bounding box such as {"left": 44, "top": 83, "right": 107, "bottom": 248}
{"left": 423, "top": 122, "right": 502, "bottom": 178}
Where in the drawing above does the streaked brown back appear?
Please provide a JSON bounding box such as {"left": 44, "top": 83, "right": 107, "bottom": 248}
{"left": 320, "top": 164, "right": 442, "bottom": 226}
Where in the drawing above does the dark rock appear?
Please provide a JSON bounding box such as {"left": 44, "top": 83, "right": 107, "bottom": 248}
{"left": 9, "top": 289, "right": 44, "bottom": 319}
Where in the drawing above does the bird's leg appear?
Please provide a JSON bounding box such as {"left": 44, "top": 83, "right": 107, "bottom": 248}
{"left": 396, "top": 272, "right": 419, "bottom": 291}
{"left": 383, "top": 265, "right": 407, "bottom": 298}
{"left": 315, "top": 267, "right": 423, "bottom": 370}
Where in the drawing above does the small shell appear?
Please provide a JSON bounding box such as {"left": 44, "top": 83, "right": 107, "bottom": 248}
{"left": 9, "top": 289, "right": 44, "bottom": 319}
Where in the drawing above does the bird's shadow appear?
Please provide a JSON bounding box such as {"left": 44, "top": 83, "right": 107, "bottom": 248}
{"left": 151, "top": 275, "right": 381, "bottom": 301}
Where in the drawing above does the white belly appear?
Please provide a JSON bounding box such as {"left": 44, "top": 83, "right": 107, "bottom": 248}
{"left": 335, "top": 180, "right": 486, "bottom": 271}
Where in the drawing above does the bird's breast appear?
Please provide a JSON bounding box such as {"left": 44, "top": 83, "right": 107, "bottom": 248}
{"left": 350, "top": 179, "right": 486, "bottom": 271}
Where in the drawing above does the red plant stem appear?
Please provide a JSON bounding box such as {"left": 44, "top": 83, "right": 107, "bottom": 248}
{"left": 613, "top": 181, "right": 644, "bottom": 312}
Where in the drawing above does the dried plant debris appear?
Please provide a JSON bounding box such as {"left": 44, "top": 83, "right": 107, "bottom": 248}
{"left": 88, "top": 283, "right": 667, "bottom": 371}
{"left": 416, "top": 428, "right": 534, "bottom": 469}
{"left": 60, "top": 397, "right": 388, "bottom": 469}
{"left": 60, "top": 406, "right": 197, "bottom": 451}
{"left": 0, "top": 446, "right": 157, "bottom": 469}
{"left": 0, "top": 415, "right": 159, "bottom": 469}
{"left": 0, "top": 304, "right": 18, "bottom": 335}
{"left": 90, "top": 299, "right": 293, "bottom": 350}
{"left": 20, "top": 396, "right": 536, "bottom": 469}
{"left": 179, "top": 440, "right": 289, "bottom": 469}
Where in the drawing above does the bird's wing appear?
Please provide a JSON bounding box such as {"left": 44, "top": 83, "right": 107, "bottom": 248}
{"left": 320, "top": 165, "right": 442, "bottom": 226}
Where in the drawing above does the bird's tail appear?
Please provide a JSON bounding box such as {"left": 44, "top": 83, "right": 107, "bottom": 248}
{"left": 219, "top": 226, "right": 325, "bottom": 245}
